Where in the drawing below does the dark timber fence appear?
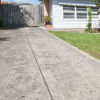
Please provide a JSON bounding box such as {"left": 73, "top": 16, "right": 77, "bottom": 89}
{"left": 0, "top": 4, "right": 44, "bottom": 27}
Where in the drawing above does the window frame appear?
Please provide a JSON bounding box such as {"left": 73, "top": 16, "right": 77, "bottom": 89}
{"left": 63, "top": 5, "right": 75, "bottom": 19}
{"left": 63, "top": 5, "right": 99, "bottom": 20}
{"left": 91, "top": 7, "right": 99, "bottom": 19}
{"left": 76, "top": 6, "right": 88, "bottom": 19}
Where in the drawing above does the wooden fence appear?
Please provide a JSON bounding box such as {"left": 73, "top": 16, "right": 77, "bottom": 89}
{"left": 0, "top": 4, "right": 44, "bottom": 27}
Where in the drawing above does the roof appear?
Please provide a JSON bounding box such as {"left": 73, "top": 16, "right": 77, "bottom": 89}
{"left": 1, "top": 1, "right": 8, "bottom": 4}
{"left": 9, "top": 2, "right": 18, "bottom": 5}
{"left": 19, "top": 3, "right": 32, "bottom": 5}
{"left": 59, "top": 2, "right": 96, "bottom": 7}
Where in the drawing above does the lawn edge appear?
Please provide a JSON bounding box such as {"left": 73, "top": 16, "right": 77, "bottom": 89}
{"left": 47, "top": 31, "right": 100, "bottom": 63}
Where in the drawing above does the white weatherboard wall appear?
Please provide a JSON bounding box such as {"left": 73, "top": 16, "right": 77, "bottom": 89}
{"left": 51, "top": 0, "right": 99, "bottom": 28}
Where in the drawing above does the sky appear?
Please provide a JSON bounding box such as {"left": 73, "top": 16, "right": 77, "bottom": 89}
{"left": 1, "top": 0, "right": 41, "bottom": 5}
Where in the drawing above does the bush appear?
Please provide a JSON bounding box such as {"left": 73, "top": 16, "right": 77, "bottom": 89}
{"left": 43, "top": 16, "right": 51, "bottom": 25}
{"left": 0, "top": 21, "right": 4, "bottom": 28}
{"left": 84, "top": 28, "right": 90, "bottom": 33}
{"left": 90, "top": 29, "right": 99, "bottom": 33}
{"left": 87, "top": 23, "right": 91, "bottom": 31}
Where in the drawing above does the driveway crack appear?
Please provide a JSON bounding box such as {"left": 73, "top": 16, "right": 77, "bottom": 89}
{"left": 25, "top": 32, "right": 54, "bottom": 100}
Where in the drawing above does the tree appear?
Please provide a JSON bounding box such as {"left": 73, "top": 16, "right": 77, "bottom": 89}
{"left": 92, "top": 0, "right": 100, "bottom": 7}
{"left": 87, "top": 7, "right": 92, "bottom": 31}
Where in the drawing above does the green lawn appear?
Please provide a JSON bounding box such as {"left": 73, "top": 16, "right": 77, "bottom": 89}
{"left": 49, "top": 31, "right": 100, "bottom": 60}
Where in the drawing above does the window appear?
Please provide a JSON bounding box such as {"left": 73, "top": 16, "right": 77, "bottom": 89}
{"left": 77, "top": 13, "right": 87, "bottom": 19}
{"left": 76, "top": 7, "right": 87, "bottom": 19}
{"left": 91, "top": 7, "right": 99, "bottom": 19}
{"left": 64, "top": 13, "right": 74, "bottom": 18}
{"left": 63, "top": 5, "right": 99, "bottom": 20}
{"left": 63, "top": 6, "right": 74, "bottom": 11}
{"left": 63, "top": 6, "right": 75, "bottom": 19}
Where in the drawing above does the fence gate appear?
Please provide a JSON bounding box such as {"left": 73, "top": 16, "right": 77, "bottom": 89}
{"left": 0, "top": 4, "right": 44, "bottom": 27}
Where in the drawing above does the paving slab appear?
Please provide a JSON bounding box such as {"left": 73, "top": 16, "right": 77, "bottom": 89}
{"left": 0, "top": 28, "right": 51, "bottom": 100}
{"left": 1, "top": 27, "right": 100, "bottom": 100}
{"left": 0, "top": 30, "right": 37, "bottom": 70}
{"left": 25, "top": 27, "right": 100, "bottom": 100}
{"left": 0, "top": 66, "right": 51, "bottom": 100}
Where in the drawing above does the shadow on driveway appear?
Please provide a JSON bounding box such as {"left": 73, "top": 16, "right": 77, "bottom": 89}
{"left": 0, "top": 37, "right": 10, "bottom": 43}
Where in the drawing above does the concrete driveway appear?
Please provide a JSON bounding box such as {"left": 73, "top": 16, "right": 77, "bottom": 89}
{"left": 0, "top": 27, "right": 100, "bottom": 100}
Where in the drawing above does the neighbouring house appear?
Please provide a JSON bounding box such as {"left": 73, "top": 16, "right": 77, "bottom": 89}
{"left": 9, "top": 2, "right": 18, "bottom": 5}
{"left": 41, "top": 0, "right": 99, "bottom": 29}
{"left": 19, "top": 3, "right": 32, "bottom": 5}
{"left": 1, "top": 1, "right": 8, "bottom": 4}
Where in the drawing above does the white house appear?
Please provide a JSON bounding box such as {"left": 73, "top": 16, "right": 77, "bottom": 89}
{"left": 42, "top": 0, "right": 99, "bottom": 29}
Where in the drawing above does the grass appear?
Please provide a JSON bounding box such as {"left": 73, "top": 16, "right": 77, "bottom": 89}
{"left": 49, "top": 31, "right": 100, "bottom": 60}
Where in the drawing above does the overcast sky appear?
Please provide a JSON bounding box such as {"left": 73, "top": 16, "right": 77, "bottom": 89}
{"left": 2, "top": 0, "right": 41, "bottom": 4}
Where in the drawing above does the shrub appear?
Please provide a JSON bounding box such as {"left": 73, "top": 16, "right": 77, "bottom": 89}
{"left": 84, "top": 28, "right": 90, "bottom": 33}
{"left": 87, "top": 7, "right": 92, "bottom": 31}
{"left": 87, "top": 23, "right": 91, "bottom": 31}
{"left": 0, "top": 21, "right": 4, "bottom": 28}
{"left": 90, "top": 29, "right": 99, "bottom": 33}
{"left": 43, "top": 16, "right": 51, "bottom": 25}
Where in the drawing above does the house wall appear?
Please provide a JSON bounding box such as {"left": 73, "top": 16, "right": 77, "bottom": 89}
{"left": 51, "top": 0, "right": 99, "bottom": 28}
{"left": 49, "top": 0, "right": 53, "bottom": 21}
{"left": 44, "top": 0, "right": 49, "bottom": 16}
{"left": 49, "top": 0, "right": 52, "bottom": 17}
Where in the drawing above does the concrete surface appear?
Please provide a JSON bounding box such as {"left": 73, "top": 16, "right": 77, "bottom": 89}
{"left": 41, "top": 27, "right": 84, "bottom": 33}
{"left": 0, "top": 28, "right": 51, "bottom": 100}
{"left": 0, "top": 27, "right": 100, "bottom": 100}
